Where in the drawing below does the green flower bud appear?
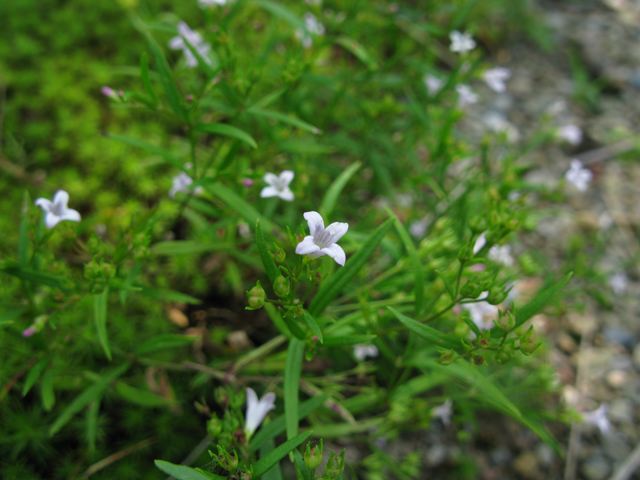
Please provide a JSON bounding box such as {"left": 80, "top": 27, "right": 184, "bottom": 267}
{"left": 460, "top": 282, "right": 482, "bottom": 299}
{"left": 468, "top": 217, "right": 487, "bottom": 234}
{"left": 207, "top": 414, "right": 222, "bottom": 437}
{"left": 495, "top": 344, "right": 515, "bottom": 364}
{"left": 325, "top": 449, "right": 346, "bottom": 479}
{"left": 487, "top": 285, "right": 508, "bottom": 305}
{"left": 458, "top": 244, "right": 473, "bottom": 262}
{"left": 273, "top": 275, "right": 290, "bottom": 298}
{"left": 304, "top": 440, "right": 324, "bottom": 472}
{"left": 273, "top": 246, "right": 286, "bottom": 263}
{"left": 247, "top": 281, "right": 266, "bottom": 309}
{"left": 438, "top": 350, "right": 456, "bottom": 365}
{"left": 494, "top": 310, "right": 515, "bottom": 332}
{"left": 520, "top": 326, "right": 541, "bottom": 355}
{"left": 472, "top": 353, "right": 486, "bottom": 366}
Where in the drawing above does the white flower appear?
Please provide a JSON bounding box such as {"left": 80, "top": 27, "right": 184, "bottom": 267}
{"left": 169, "top": 167, "right": 203, "bottom": 199}
{"left": 565, "top": 159, "right": 592, "bottom": 192}
{"left": 295, "top": 12, "right": 325, "bottom": 48}
{"left": 35, "top": 190, "right": 81, "bottom": 229}
{"left": 353, "top": 344, "right": 378, "bottom": 360}
{"left": 583, "top": 404, "right": 611, "bottom": 434}
{"left": 168, "top": 22, "right": 212, "bottom": 68}
{"left": 462, "top": 292, "right": 498, "bottom": 332}
{"left": 245, "top": 387, "right": 276, "bottom": 437}
{"left": 488, "top": 244, "right": 514, "bottom": 266}
{"left": 449, "top": 30, "right": 476, "bottom": 54}
{"left": 198, "top": 0, "right": 227, "bottom": 6}
{"left": 456, "top": 84, "right": 478, "bottom": 107}
{"left": 432, "top": 399, "right": 453, "bottom": 426}
{"left": 473, "top": 231, "right": 487, "bottom": 255}
{"left": 558, "top": 124, "right": 583, "bottom": 145}
{"left": 295, "top": 211, "right": 349, "bottom": 266}
{"left": 482, "top": 67, "right": 511, "bottom": 93}
{"left": 424, "top": 74, "right": 444, "bottom": 95}
{"left": 260, "top": 171, "right": 295, "bottom": 201}
{"left": 609, "top": 272, "right": 628, "bottom": 295}
{"left": 409, "top": 216, "right": 431, "bottom": 239}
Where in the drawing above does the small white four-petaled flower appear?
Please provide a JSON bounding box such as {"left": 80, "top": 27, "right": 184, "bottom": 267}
{"left": 260, "top": 171, "right": 295, "bottom": 201}
{"left": 169, "top": 165, "right": 203, "bottom": 199}
{"left": 295, "top": 12, "right": 325, "bottom": 48}
{"left": 482, "top": 67, "right": 511, "bottom": 93}
{"left": 449, "top": 31, "right": 476, "bottom": 54}
{"left": 245, "top": 387, "right": 276, "bottom": 438}
{"left": 198, "top": 0, "right": 227, "bottom": 7}
{"left": 168, "top": 22, "right": 212, "bottom": 68}
{"left": 565, "top": 159, "right": 592, "bottom": 192}
{"left": 432, "top": 399, "right": 453, "bottom": 426}
{"left": 295, "top": 211, "right": 349, "bottom": 266}
{"left": 35, "top": 190, "right": 81, "bottom": 229}
{"left": 557, "top": 124, "right": 583, "bottom": 146}
{"left": 424, "top": 74, "right": 444, "bottom": 96}
{"left": 456, "top": 84, "right": 478, "bottom": 107}
{"left": 488, "top": 244, "right": 514, "bottom": 266}
{"left": 462, "top": 292, "right": 498, "bottom": 332}
{"left": 583, "top": 404, "right": 611, "bottom": 434}
{"left": 353, "top": 344, "right": 379, "bottom": 361}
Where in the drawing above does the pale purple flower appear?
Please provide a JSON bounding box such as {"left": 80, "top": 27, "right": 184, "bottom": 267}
{"left": 583, "top": 404, "right": 611, "bottom": 434}
{"left": 295, "top": 12, "right": 325, "bottom": 48}
{"left": 462, "top": 292, "right": 498, "bottom": 332}
{"left": 449, "top": 31, "right": 476, "bottom": 54}
{"left": 22, "top": 326, "right": 37, "bottom": 338}
{"left": 432, "top": 399, "right": 453, "bottom": 426}
{"left": 168, "top": 22, "right": 212, "bottom": 68}
{"left": 565, "top": 159, "right": 592, "bottom": 192}
{"left": 558, "top": 125, "right": 583, "bottom": 146}
{"left": 424, "top": 74, "right": 444, "bottom": 96}
{"left": 609, "top": 272, "right": 628, "bottom": 295}
{"left": 295, "top": 211, "right": 349, "bottom": 266}
{"left": 242, "top": 178, "right": 254, "bottom": 188}
{"left": 488, "top": 244, "right": 514, "bottom": 266}
{"left": 260, "top": 171, "right": 294, "bottom": 201}
{"left": 482, "top": 67, "right": 511, "bottom": 93}
{"left": 353, "top": 344, "right": 378, "bottom": 360}
{"left": 456, "top": 84, "right": 478, "bottom": 107}
{"left": 473, "top": 231, "right": 487, "bottom": 255}
{"left": 35, "top": 190, "right": 81, "bottom": 229}
{"left": 245, "top": 387, "right": 276, "bottom": 437}
{"left": 169, "top": 169, "right": 203, "bottom": 199}
{"left": 198, "top": 0, "right": 227, "bottom": 6}
{"left": 101, "top": 86, "right": 118, "bottom": 99}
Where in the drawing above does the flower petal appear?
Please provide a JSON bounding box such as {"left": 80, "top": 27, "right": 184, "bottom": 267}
{"left": 60, "top": 209, "right": 81, "bottom": 223}
{"left": 279, "top": 170, "right": 294, "bottom": 185}
{"left": 263, "top": 173, "right": 278, "bottom": 186}
{"left": 168, "top": 36, "right": 184, "bottom": 49}
{"left": 320, "top": 243, "right": 346, "bottom": 266}
{"left": 303, "top": 211, "right": 324, "bottom": 234}
{"left": 277, "top": 188, "right": 294, "bottom": 202}
{"left": 45, "top": 213, "right": 61, "bottom": 229}
{"left": 260, "top": 186, "right": 280, "bottom": 198}
{"left": 295, "top": 236, "right": 320, "bottom": 255}
{"left": 34, "top": 198, "right": 53, "bottom": 212}
{"left": 52, "top": 190, "right": 69, "bottom": 209}
{"left": 325, "top": 222, "right": 349, "bottom": 244}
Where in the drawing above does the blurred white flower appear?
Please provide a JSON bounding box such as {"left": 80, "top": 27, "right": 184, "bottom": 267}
{"left": 169, "top": 166, "right": 203, "bottom": 199}
{"left": 609, "top": 272, "right": 628, "bottom": 295}
{"left": 565, "top": 159, "right": 592, "bottom": 192}
{"left": 432, "top": 399, "right": 453, "bottom": 426}
{"left": 598, "top": 212, "right": 614, "bottom": 230}
{"left": 473, "top": 231, "right": 487, "bottom": 255}
{"left": 456, "top": 84, "right": 478, "bottom": 106}
{"left": 462, "top": 293, "right": 498, "bottom": 332}
{"left": 583, "top": 404, "right": 611, "bottom": 434}
{"left": 424, "top": 74, "right": 444, "bottom": 96}
{"left": 260, "top": 171, "right": 295, "bottom": 201}
{"left": 409, "top": 216, "right": 431, "bottom": 239}
{"left": 35, "top": 190, "right": 81, "bottom": 229}
{"left": 245, "top": 387, "right": 276, "bottom": 437}
{"left": 295, "top": 13, "right": 325, "bottom": 48}
{"left": 558, "top": 124, "right": 583, "bottom": 146}
{"left": 296, "top": 211, "right": 349, "bottom": 266}
{"left": 168, "top": 22, "right": 212, "bottom": 68}
{"left": 488, "top": 244, "right": 514, "bottom": 266}
{"left": 449, "top": 31, "right": 476, "bottom": 54}
{"left": 483, "top": 111, "right": 520, "bottom": 143}
{"left": 353, "top": 344, "right": 378, "bottom": 360}
{"left": 482, "top": 67, "right": 511, "bottom": 93}
{"left": 199, "top": 0, "right": 227, "bottom": 6}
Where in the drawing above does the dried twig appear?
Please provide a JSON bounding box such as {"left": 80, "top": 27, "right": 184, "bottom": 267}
{"left": 83, "top": 437, "right": 157, "bottom": 477}
{"left": 607, "top": 442, "right": 640, "bottom": 480}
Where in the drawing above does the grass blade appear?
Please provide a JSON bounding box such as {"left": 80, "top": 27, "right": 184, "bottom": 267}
{"left": 247, "top": 107, "right": 321, "bottom": 135}
{"left": 107, "top": 134, "right": 184, "bottom": 171}
{"left": 154, "top": 460, "right": 224, "bottom": 480}
{"left": 140, "top": 52, "right": 158, "bottom": 104}
{"left": 194, "top": 123, "right": 258, "bottom": 149}
{"left": 302, "top": 309, "right": 323, "bottom": 343}
{"left": 284, "top": 339, "right": 305, "bottom": 440}
{"left": 388, "top": 307, "right": 461, "bottom": 351}
{"left": 322, "top": 334, "right": 377, "bottom": 347}
{"left": 513, "top": 272, "right": 572, "bottom": 330}
{"left": 135, "top": 334, "right": 199, "bottom": 355}
{"left": 256, "top": 220, "right": 279, "bottom": 284}
{"left": 204, "top": 183, "right": 275, "bottom": 231}
{"left": 320, "top": 161, "right": 361, "bottom": 219}
{"left": 252, "top": 431, "right": 313, "bottom": 478}
{"left": 391, "top": 212, "right": 425, "bottom": 317}
{"left": 93, "top": 288, "right": 111, "bottom": 361}
{"left": 22, "top": 356, "right": 50, "bottom": 396}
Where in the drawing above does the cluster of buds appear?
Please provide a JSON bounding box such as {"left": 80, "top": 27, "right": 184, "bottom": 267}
{"left": 84, "top": 257, "right": 116, "bottom": 293}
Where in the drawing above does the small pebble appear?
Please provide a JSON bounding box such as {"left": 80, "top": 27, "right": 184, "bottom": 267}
{"left": 513, "top": 452, "right": 539, "bottom": 479}
{"left": 606, "top": 370, "right": 629, "bottom": 388}
{"left": 581, "top": 456, "right": 611, "bottom": 480}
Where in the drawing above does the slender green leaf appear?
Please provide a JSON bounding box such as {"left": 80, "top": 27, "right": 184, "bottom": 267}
{"left": 181, "top": 34, "right": 217, "bottom": 78}
{"left": 250, "top": 0, "right": 307, "bottom": 30}
{"left": 19, "top": 190, "right": 30, "bottom": 267}
{"left": 388, "top": 307, "right": 461, "bottom": 351}
{"left": 302, "top": 310, "right": 323, "bottom": 343}
{"left": 22, "top": 356, "right": 50, "bottom": 396}
{"left": 204, "top": 183, "right": 275, "bottom": 231}
{"left": 247, "top": 107, "right": 321, "bottom": 135}
{"left": 320, "top": 162, "right": 361, "bottom": 219}
{"left": 41, "top": 369, "right": 55, "bottom": 411}
{"left": 260, "top": 439, "right": 284, "bottom": 480}
{"left": 93, "top": 288, "right": 111, "bottom": 361}
{"left": 252, "top": 431, "right": 313, "bottom": 478}
{"left": 250, "top": 394, "right": 329, "bottom": 453}
{"left": 0, "top": 265, "right": 70, "bottom": 291}
{"left": 154, "top": 460, "right": 224, "bottom": 480}
{"left": 107, "top": 134, "right": 184, "bottom": 171}
{"left": 293, "top": 449, "right": 313, "bottom": 480}
{"left": 284, "top": 339, "right": 305, "bottom": 440}
{"left": 334, "top": 36, "right": 378, "bottom": 70}
{"left": 309, "top": 219, "right": 394, "bottom": 317}
{"left": 0, "top": 309, "right": 24, "bottom": 328}
{"left": 115, "top": 382, "right": 173, "bottom": 407}
{"left": 135, "top": 334, "right": 199, "bottom": 355}
{"left": 435, "top": 269, "right": 455, "bottom": 301}
{"left": 513, "top": 273, "right": 572, "bottom": 330}
{"left": 152, "top": 240, "right": 233, "bottom": 256}
{"left": 264, "top": 303, "right": 292, "bottom": 339}
{"left": 391, "top": 213, "right": 425, "bottom": 317}
{"left": 322, "top": 334, "right": 377, "bottom": 347}
{"left": 256, "top": 220, "right": 279, "bottom": 284}
{"left": 136, "top": 285, "right": 201, "bottom": 304}
{"left": 194, "top": 123, "right": 257, "bottom": 149}
{"left": 140, "top": 52, "right": 158, "bottom": 104}
{"left": 49, "top": 363, "right": 129, "bottom": 436}
{"left": 86, "top": 399, "right": 100, "bottom": 451}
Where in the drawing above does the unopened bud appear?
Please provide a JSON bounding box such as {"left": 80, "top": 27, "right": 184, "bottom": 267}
{"left": 273, "top": 247, "right": 285, "bottom": 263}
{"left": 247, "top": 281, "right": 266, "bottom": 309}
{"left": 460, "top": 282, "right": 482, "bottom": 299}
{"left": 207, "top": 414, "right": 222, "bottom": 437}
{"left": 304, "top": 440, "right": 324, "bottom": 471}
{"left": 472, "top": 353, "right": 485, "bottom": 366}
{"left": 519, "top": 326, "right": 540, "bottom": 356}
{"left": 468, "top": 217, "right": 487, "bottom": 234}
{"left": 495, "top": 344, "right": 515, "bottom": 364}
{"left": 487, "top": 285, "right": 508, "bottom": 305}
{"left": 325, "top": 449, "right": 345, "bottom": 479}
{"left": 242, "top": 178, "right": 254, "bottom": 187}
{"left": 494, "top": 310, "right": 515, "bottom": 332}
{"left": 274, "top": 276, "right": 290, "bottom": 298}
{"left": 438, "top": 350, "right": 456, "bottom": 365}
{"left": 314, "top": 271, "right": 323, "bottom": 282}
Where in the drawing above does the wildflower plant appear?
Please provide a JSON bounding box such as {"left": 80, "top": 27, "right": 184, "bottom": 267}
{"left": 0, "top": 1, "right": 577, "bottom": 479}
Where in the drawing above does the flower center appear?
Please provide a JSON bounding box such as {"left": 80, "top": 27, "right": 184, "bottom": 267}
{"left": 51, "top": 202, "right": 64, "bottom": 216}
{"left": 313, "top": 226, "right": 333, "bottom": 249}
